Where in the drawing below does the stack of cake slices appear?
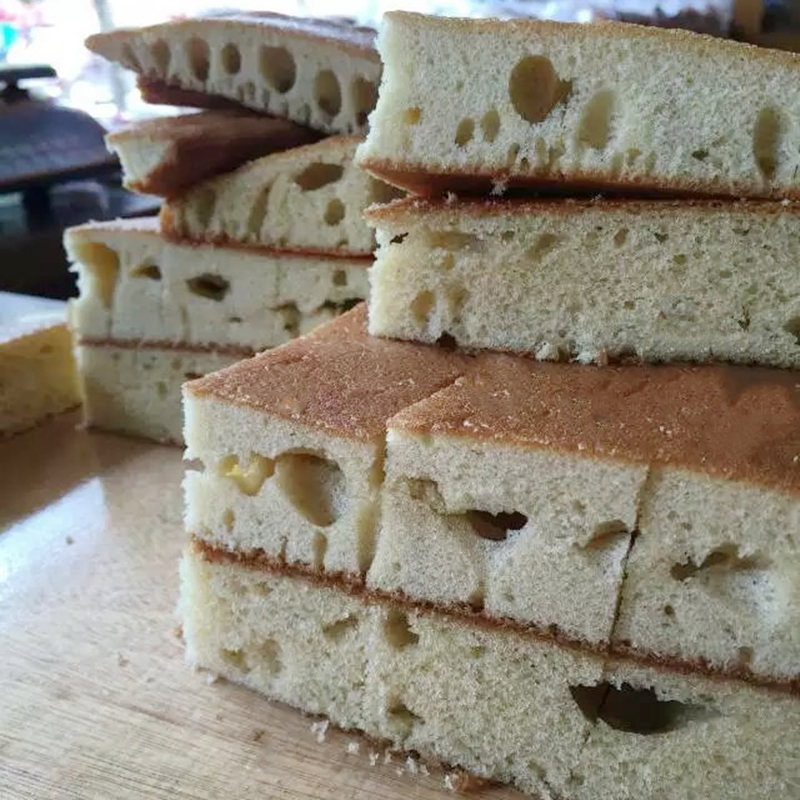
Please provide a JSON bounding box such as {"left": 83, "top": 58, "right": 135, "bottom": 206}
{"left": 66, "top": 13, "right": 397, "bottom": 444}
{"left": 177, "top": 12, "right": 800, "bottom": 800}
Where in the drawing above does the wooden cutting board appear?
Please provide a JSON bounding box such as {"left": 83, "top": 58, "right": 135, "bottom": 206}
{"left": 0, "top": 415, "right": 522, "bottom": 800}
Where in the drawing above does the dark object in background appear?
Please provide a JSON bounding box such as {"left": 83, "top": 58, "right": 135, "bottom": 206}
{"left": 0, "top": 65, "right": 158, "bottom": 299}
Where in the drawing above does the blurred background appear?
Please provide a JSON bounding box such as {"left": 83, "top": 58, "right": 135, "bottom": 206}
{"left": 1, "top": 0, "right": 797, "bottom": 298}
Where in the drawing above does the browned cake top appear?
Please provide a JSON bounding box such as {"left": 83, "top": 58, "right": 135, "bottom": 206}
{"left": 186, "top": 306, "right": 470, "bottom": 441}
{"left": 391, "top": 353, "right": 800, "bottom": 493}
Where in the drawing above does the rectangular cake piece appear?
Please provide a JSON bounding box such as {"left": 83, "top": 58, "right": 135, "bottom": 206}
{"left": 76, "top": 343, "right": 240, "bottom": 444}
{"left": 183, "top": 305, "right": 470, "bottom": 576}
{"left": 66, "top": 217, "right": 369, "bottom": 351}
{"left": 366, "top": 197, "right": 800, "bottom": 369}
{"left": 85, "top": 13, "right": 382, "bottom": 135}
{"left": 0, "top": 314, "right": 81, "bottom": 435}
{"left": 161, "top": 136, "right": 402, "bottom": 257}
{"left": 373, "top": 353, "right": 800, "bottom": 686}
{"left": 182, "top": 541, "right": 800, "bottom": 800}
{"left": 357, "top": 12, "right": 800, "bottom": 199}
{"left": 106, "top": 110, "right": 319, "bottom": 197}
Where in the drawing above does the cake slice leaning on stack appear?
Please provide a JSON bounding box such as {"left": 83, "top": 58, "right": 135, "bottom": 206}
{"left": 180, "top": 307, "right": 799, "bottom": 798}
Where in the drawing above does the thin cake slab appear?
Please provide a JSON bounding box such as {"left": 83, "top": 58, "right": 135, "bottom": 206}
{"left": 161, "top": 136, "right": 402, "bottom": 258}
{"left": 86, "top": 13, "right": 381, "bottom": 135}
{"left": 106, "top": 110, "right": 319, "bottom": 197}
{"left": 66, "top": 217, "right": 369, "bottom": 352}
{"left": 357, "top": 12, "right": 800, "bottom": 199}
{"left": 366, "top": 197, "right": 800, "bottom": 369}
{"left": 183, "top": 306, "right": 470, "bottom": 576}
{"left": 374, "top": 353, "right": 800, "bottom": 687}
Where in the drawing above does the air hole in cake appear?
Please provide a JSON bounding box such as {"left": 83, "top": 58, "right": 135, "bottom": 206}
{"left": 259, "top": 45, "right": 296, "bottom": 93}
{"left": 467, "top": 586, "right": 485, "bottom": 612}
{"left": 352, "top": 77, "right": 377, "bottom": 127}
{"left": 577, "top": 90, "right": 614, "bottom": 150}
{"left": 332, "top": 269, "right": 347, "bottom": 287}
{"left": 150, "top": 39, "right": 171, "bottom": 75}
{"left": 390, "top": 233, "right": 408, "bottom": 245}
{"left": 322, "top": 614, "right": 359, "bottom": 642}
{"left": 455, "top": 118, "right": 475, "bottom": 147}
{"left": 246, "top": 185, "right": 271, "bottom": 237}
{"left": 275, "top": 452, "right": 347, "bottom": 527}
{"left": 314, "top": 69, "right": 342, "bottom": 117}
{"left": 184, "top": 372, "right": 202, "bottom": 380}
{"left": 654, "top": 232, "right": 668, "bottom": 243}
{"left": 411, "top": 290, "right": 435, "bottom": 324}
{"left": 251, "top": 639, "right": 282, "bottom": 676}
{"left": 219, "top": 453, "right": 275, "bottom": 496}
{"left": 387, "top": 700, "right": 422, "bottom": 737}
{"left": 480, "top": 109, "right": 500, "bottom": 142}
{"left": 571, "top": 683, "right": 718, "bottom": 734}
{"left": 295, "top": 163, "right": 344, "bottom": 191}
{"left": 187, "top": 273, "right": 230, "bottom": 302}
{"left": 192, "top": 186, "right": 217, "bottom": 228}
{"left": 324, "top": 199, "right": 345, "bottom": 226}
{"left": 469, "top": 646, "right": 485, "bottom": 659}
{"left": 783, "top": 316, "right": 800, "bottom": 345}
{"left": 670, "top": 544, "right": 766, "bottom": 582}
{"left": 507, "top": 143, "right": 520, "bottom": 166}
{"left": 222, "top": 508, "right": 235, "bottom": 532}
{"left": 220, "top": 648, "right": 246, "bottom": 670}
{"left": 691, "top": 148, "right": 709, "bottom": 162}
{"left": 130, "top": 262, "right": 161, "bottom": 280}
{"left": 156, "top": 381, "right": 168, "bottom": 399}
{"left": 437, "top": 332, "right": 458, "bottom": 350}
{"left": 468, "top": 510, "right": 527, "bottom": 542}
{"left": 428, "top": 230, "right": 484, "bottom": 251}
{"left": 384, "top": 609, "right": 419, "bottom": 649}
{"left": 737, "top": 646, "right": 754, "bottom": 666}
{"left": 613, "top": 229, "right": 628, "bottom": 247}
{"left": 673, "top": 254, "right": 688, "bottom": 267}
{"left": 186, "top": 37, "right": 210, "bottom": 81}
{"left": 623, "top": 300, "right": 635, "bottom": 310}
{"left": 370, "top": 178, "right": 404, "bottom": 205}
{"left": 500, "top": 230, "right": 515, "bottom": 243}
{"left": 77, "top": 242, "right": 119, "bottom": 309}
{"left": 582, "top": 520, "right": 628, "bottom": 549}
{"left": 313, "top": 532, "right": 327, "bottom": 567}
{"left": 121, "top": 43, "right": 141, "bottom": 71}
{"left": 221, "top": 43, "right": 241, "bottom": 75}
{"left": 508, "top": 56, "right": 572, "bottom": 124}
{"left": 526, "top": 233, "right": 560, "bottom": 261}
{"left": 753, "top": 107, "right": 783, "bottom": 181}
{"left": 404, "top": 107, "right": 421, "bottom": 125}
{"left": 663, "top": 604, "right": 675, "bottom": 617}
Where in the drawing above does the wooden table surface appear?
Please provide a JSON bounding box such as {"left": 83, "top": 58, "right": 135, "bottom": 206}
{"left": 0, "top": 415, "right": 521, "bottom": 800}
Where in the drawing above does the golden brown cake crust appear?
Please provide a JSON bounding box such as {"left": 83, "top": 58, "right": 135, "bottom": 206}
{"left": 78, "top": 337, "right": 256, "bottom": 357}
{"left": 108, "top": 111, "right": 320, "bottom": 198}
{"left": 390, "top": 353, "right": 800, "bottom": 494}
{"left": 191, "top": 537, "right": 800, "bottom": 696}
{"left": 136, "top": 78, "right": 249, "bottom": 112}
{"left": 86, "top": 12, "right": 379, "bottom": 61}
{"left": 185, "top": 305, "right": 470, "bottom": 441}
{"left": 359, "top": 158, "right": 800, "bottom": 201}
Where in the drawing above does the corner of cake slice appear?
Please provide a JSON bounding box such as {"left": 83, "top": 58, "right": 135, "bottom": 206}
{"left": 357, "top": 12, "right": 800, "bottom": 199}
{"left": 86, "top": 13, "right": 382, "bottom": 135}
{"left": 372, "top": 351, "right": 800, "bottom": 686}
{"left": 182, "top": 304, "right": 470, "bottom": 576}
{"left": 366, "top": 197, "right": 800, "bottom": 369}
{"left": 106, "top": 110, "right": 320, "bottom": 198}
{"left": 161, "top": 135, "right": 402, "bottom": 257}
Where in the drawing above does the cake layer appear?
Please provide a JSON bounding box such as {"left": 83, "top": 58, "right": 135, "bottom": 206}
{"left": 85, "top": 13, "right": 381, "bottom": 135}
{"left": 66, "top": 217, "right": 369, "bottom": 351}
{"left": 77, "top": 342, "right": 242, "bottom": 444}
{"left": 106, "top": 110, "right": 319, "bottom": 197}
{"left": 357, "top": 12, "right": 800, "bottom": 199}
{"left": 378, "top": 353, "right": 800, "bottom": 685}
{"left": 366, "top": 197, "right": 800, "bottom": 368}
{"left": 161, "top": 136, "right": 401, "bottom": 257}
{"left": 1, "top": 315, "right": 80, "bottom": 435}
{"left": 182, "top": 542, "right": 800, "bottom": 800}
{"left": 183, "top": 306, "right": 470, "bottom": 575}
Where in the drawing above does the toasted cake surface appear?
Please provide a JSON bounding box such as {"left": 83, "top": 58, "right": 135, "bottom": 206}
{"left": 390, "top": 353, "right": 800, "bottom": 493}
{"left": 86, "top": 13, "right": 381, "bottom": 135}
{"left": 161, "top": 135, "right": 400, "bottom": 257}
{"left": 186, "top": 305, "right": 470, "bottom": 442}
{"left": 358, "top": 12, "right": 800, "bottom": 199}
{"left": 107, "top": 110, "right": 319, "bottom": 197}
{"left": 367, "top": 197, "right": 800, "bottom": 369}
